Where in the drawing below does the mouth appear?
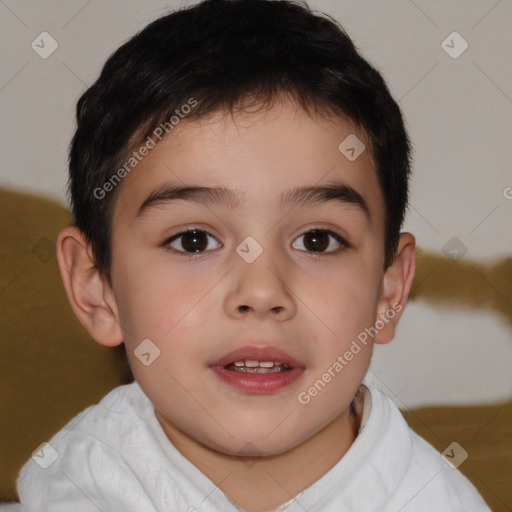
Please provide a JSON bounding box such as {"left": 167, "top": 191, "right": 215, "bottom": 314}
{"left": 209, "top": 345, "right": 305, "bottom": 394}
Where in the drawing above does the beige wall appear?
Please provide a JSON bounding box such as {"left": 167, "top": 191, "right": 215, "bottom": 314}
{"left": 0, "top": 0, "right": 510, "bottom": 408}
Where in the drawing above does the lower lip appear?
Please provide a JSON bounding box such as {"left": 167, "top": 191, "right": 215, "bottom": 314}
{"left": 210, "top": 366, "right": 304, "bottom": 394}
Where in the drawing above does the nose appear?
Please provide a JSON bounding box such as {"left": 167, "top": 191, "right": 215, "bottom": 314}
{"left": 224, "top": 248, "right": 297, "bottom": 322}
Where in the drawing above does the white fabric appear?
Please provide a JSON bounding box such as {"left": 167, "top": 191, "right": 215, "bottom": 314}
{"left": 0, "top": 505, "right": 23, "bottom": 512}
{"left": 15, "top": 380, "right": 492, "bottom": 511}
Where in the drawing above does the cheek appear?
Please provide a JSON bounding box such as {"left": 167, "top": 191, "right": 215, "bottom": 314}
{"left": 181, "top": 307, "right": 204, "bottom": 328}
{"left": 115, "top": 243, "right": 219, "bottom": 331}
{"left": 304, "top": 266, "right": 379, "bottom": 348}
{"left": 117, "top": 274, "right": 215, "bottom": 373}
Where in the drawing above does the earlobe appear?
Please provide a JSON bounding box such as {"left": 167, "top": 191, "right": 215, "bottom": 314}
{"left": 55, "top": 225, "right": 124, "bottom": 347}
{"left": 373, "top": 232, "right": 416, "bottom": 345}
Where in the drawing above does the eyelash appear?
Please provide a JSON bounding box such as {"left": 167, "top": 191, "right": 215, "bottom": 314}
{"left": 162, "top": 226, "right": 350, "bottom": 259}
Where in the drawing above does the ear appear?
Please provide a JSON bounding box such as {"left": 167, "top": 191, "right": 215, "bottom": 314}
{"left": 55, "top": 225, "right": 124, "bottom": 347}
{"left": 373, "top": 232, "right": 416, "bottom": 345}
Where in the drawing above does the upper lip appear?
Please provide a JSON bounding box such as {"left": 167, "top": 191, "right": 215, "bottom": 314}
{"left": 210, "top": 345, "right": 305, "bottom": 369}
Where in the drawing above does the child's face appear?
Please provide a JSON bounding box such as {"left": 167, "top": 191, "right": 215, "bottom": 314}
{"left": 108, "top": 97, "right": 389, "bottom": 456}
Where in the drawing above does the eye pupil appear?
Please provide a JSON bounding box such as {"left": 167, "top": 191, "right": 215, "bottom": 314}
{"left": 181, "top": 229, "right": 208, "bottom": 252}
{"left": 304, "top": 229, "right": 329, "bottom": 252}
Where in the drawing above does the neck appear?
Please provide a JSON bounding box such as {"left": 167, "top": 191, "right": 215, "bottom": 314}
{"left": 156, "top": 394, "right": 363, "bottom": 512}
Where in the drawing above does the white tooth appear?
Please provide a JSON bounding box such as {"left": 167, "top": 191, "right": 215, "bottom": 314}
{"left": 245, "top": 360, "right": 259, "bottom": 367}
{"left": 274, "top": 361, "right": 283, "bottom": 366}
{"left": 259, "top": 361, "right": 275, "bottom": 368}
{"left": 233, "top": 361, "right": 245, "bottom": 367}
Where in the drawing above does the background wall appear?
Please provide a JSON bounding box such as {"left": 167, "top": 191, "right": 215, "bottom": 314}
{"left": 0, "top": 0, "right": 510, "bottom": 406}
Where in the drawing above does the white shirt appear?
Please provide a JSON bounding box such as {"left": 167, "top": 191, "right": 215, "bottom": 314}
{"left": 15, "top": 380, "right": 492, "bottom": 511}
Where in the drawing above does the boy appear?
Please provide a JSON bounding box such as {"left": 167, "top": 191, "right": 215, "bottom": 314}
{"left": 15, "top": 0, "right": 491, "bottom": 510}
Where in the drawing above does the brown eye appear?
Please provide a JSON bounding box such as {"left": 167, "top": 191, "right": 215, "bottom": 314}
{"left": 292, "top": 229, "right": 347, "bottom": 254}
{"left": 166, "top": 229, "right": 221, "bottom": 255}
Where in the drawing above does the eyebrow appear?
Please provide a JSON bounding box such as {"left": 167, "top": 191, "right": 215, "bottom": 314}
{"left": 136, "top": 181, "right": 371, "bottom": 221}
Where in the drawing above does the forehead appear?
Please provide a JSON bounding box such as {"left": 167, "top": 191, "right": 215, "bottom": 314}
{"left": 112, "top": 98, "right": 384, "bottom": 228}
